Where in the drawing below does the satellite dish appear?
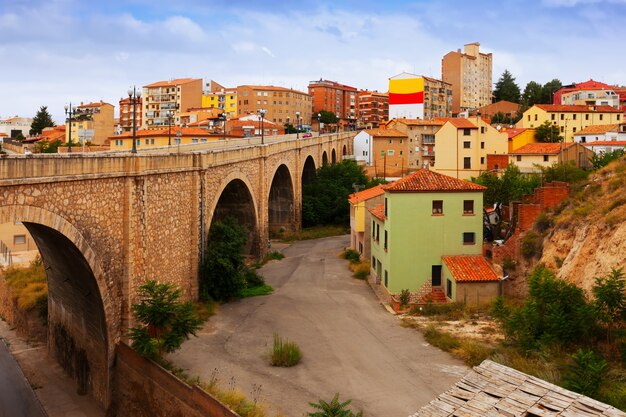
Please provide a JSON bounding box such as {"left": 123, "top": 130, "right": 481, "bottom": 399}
{"left": 496, "top": 125, "right": 502, "bottom": 131}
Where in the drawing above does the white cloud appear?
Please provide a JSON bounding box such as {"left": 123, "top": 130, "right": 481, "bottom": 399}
{"left": 261, "top": 47, "right": 276, "bottom": 58}
{"left": 163, "top": 16, "right": 207, "bottom": 42}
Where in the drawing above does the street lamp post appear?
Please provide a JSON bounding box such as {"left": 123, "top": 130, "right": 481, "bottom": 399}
{"left": 176, "top": 129, "right": 182, "bottom": 153}
{"left": 167, "top": 110, "right": 173, "bottom": 146}
{"left": 318, "top": 113, "right": 322, "bottom": 134}
{"left": 64, "top": 103, "right": 76, "bottom": 153}
{"left": 258, "top": 109, "right": 266, "bottom": 144}
{"left": 296, "top": 111, "right": 300, "bottom": 139}
{"left": 127, "top": 86, "right": 142, "bottom": 154}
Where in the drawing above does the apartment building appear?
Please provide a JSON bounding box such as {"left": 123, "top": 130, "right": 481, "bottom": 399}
{"left": 66, "top": 101, "right": 115, "bottom": 146}
{"left": 109, "top": 126, "right": 218, "bottom": 150}
{"left": 119, "top": 97, "right": 142, "bottom": 133}
{"left": 442, "top": 42, "right": 493, "bottom": 115}
{"left": 388, "top": 73, "right": 452, "bottom": 120}
{"left": 519, "top": 104, "right": 622, "bottom": 142}
{"left": 353, "top": 128, "right": 409, "bottom": 178}
{"left": 433, "top": 117, "right": 508, "bottom": 180}
{"left": 0, "top": 116, "right": 33, "bottom": 138}
{"left": 554, "top": 79, "right": 620, "bottom": 109}
{"left": 358, "top": 90, "right": 389, "bottom": 128}
{"left": 142, "top": 78, "right": 203, "bottom": 129}
{"left": 387, "top": 118, "right": 445, "bottom": 168}
{"left": 236, "top": 85, "right": 312, "bottom": 128}
{"left": 308, "top": 79, "right": 357, "bottom": 130}
{"left": 423, "top": 76, "right": 453, "bottom": 118}
{"left": 202, "top": 80, "right": 237, "bottom": 118}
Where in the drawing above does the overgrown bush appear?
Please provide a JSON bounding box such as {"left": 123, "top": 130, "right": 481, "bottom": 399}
{"left": 563, "top": 349, "right": 607, "bottom": 397}
{"left": 541, "top": 162, "right": 589, "bottom": 184}
{"left": 501, "top": 266, "right": 597, "bottom": 352}
{"left": 399, "top": 289, "right": 411, "bottom": 308}
{"left": 534, "top": 213, "right": 553, "bottom": 233}
{"left": 342, "top": 249, "right": 361, "bottom": 263}
{"left": 424, "top": 324, "right": 461, "bottom": 351}
{"left": 521, "top": 231, "right": 542, "bottom": 260}
{"left": 3, "top": 258, "right": 48, "bottom": 311}
{"left": 307, "top": 393, "right": 363, "bottom": 417}
{"left": 270, "top": 334, "right": 302, "bottom": 367}
{"left": 502, "top": 257, "right": 516, "bottom": 272}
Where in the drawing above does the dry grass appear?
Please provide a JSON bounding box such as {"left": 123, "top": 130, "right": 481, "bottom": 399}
{"left": 348, "top": 259, "right": 370, "bottom": 280}
{"left": 3, "top": 258, "right": 48, "bottom": 311}
{"left": 272, "top": 225, "right": 349, "bottom": 242}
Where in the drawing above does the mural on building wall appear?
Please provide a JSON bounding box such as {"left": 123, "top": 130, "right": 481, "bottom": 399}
{"left": 389, "top": 73, "right": 424, "bottom": 120}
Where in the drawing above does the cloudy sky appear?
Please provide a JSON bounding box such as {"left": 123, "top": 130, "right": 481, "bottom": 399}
{"left": 1, "top": 0, "right": 625, "bottom": 123}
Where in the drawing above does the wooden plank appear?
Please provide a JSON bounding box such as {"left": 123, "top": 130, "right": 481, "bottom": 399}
{"left": 525, "top": 405, "right": 558, "bottom": 416}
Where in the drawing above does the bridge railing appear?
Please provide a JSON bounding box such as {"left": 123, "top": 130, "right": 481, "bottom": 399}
{"left": 0, "top": 131, "right": 355, "bottom": 183}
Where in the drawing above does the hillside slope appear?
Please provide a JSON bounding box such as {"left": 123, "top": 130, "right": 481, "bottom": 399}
{"left": 539, "top": 156, "right": 626, "bottom": 293}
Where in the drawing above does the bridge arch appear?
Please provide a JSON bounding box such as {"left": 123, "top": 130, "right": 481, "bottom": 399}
{"left": 0, "top": 205, "right": 113, "bottom": 408}
{"left": 343, "top": 144, "right": 347, "bottom": 156}
{"left": 322, "top": 151, "right": 329, "bottom": 166}
{"left": 331, "top": 148, "right": 337, "bottom": 164}
{"left": 268, "top": 164, "right": 295, "bottom": 233}
{"left": 301, "top": 155, "right": 317, "bottom": 186}
{"left": 208, "top": 172, "right": 259, "bottom": 255}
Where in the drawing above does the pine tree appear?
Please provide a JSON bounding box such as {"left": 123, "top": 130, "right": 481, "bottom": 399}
{"left": 29, "top": 106, "right": 55, "bottom": 136}
{"left": 522, "top": 81, "right": 543, "bottom": 107}
{"left": 493, "top": 70, "right": 521, "bottom": 103}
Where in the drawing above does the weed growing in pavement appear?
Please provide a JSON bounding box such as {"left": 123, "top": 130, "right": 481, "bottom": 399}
{"left": 269, "top": 334, "right": 302, "bottom": 367}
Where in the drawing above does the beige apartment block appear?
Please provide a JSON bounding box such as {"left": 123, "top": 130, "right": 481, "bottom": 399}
{"left": 423, "top": 77, "right": 453, "bottom": 118}
{"left": 66, "top": 101, "right": 115, "bottom": 146}
{"left": 442, "top": 42, "right": 493, "bottom": 115}
{"left": 386, "top": 118, "right": 445, "bottom": 169}
{"left": 236, "top": 85, "right": 312, "bottom": 128}
{"left": 142, "top": 78, "right": 203, "bottom": 129}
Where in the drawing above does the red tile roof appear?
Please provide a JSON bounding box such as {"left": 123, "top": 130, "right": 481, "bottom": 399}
{"left": 79, "top": 101, "right": 112, "bottom": 108}
{"left": 144, "top": 78, "right": 201, "bottom": 88}
{"left": 393, "top": 118, "right": 445, "bottom": 127}
{"left": 442, "top": 255, "right": 499, "bottom": 282}
{"left": 575, "top": 124, "right": 619, "bottom": 135}
{"left": 364, "top": 128, "right": 407, "bottom": 138}
{"left": 583, "top": 141, "right": 626, "bottom": 147}
{"left": 505, "top": 128, "right": 529, "bottom": 139}
{"left": 534, "top": 104, "right": 620, "bottom": 113}
{"left": 349, "top": 185, "right": 385, "bottom": 204}
{"left": 510, "top": 142, "right": 575, "bottom": 155}
{"left": 382, "top": 169, "right": 486, "bottom": 192}
{"left": 369, "top": 204, "right": 386, "bottom": 221}
{"left": 437, "top": 118, "right": 477, "bottom": 129}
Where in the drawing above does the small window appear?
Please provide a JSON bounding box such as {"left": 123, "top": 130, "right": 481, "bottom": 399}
{"left": 463, "top": 141, "right": 471, "bottom": 149}
{"left": 600, "top": 114, "right": 604, "bottom": 121}
{"left": 384, "top": 231, "right": 388, "bottom": 250}
{"left": 372, "top": 256, "right": 376, "bottom": 266}
{"left": 384, "top": 270, "right": 388, "bottom": 287}
{"left": 585, "top": 114, "right": 589, "bottom": 120}
{"left": 376, "top": 224, "right": 380, "bottom": 241}
{"left": 13, "top": 235, "right": 26, "bottom": 245}
{"left": 534, "top": 114, "right": 538, "bottom": 121}
{"left": 481, "top": 126, "right": 485, "bottom": 134}
{"left": 561, "top": 114, "right": 564, "bottom": 120}
{"left": 481, "top": 142, "right": 485, "bottom": 149}
{"left": 446, "top": 279, "right": 452, "bottom": 298}
{"left": 463, "top": 157, "right": 471, "bottom": 169}
{"left": 388, "top": 150, "right": 395, "bottom": 156}
{"left": 480, "top": 157, "right": 485, "bottom": 164}
{"left": 372, "top": 221, "right": 376, "bottom": 238}
{"left": 463, "top": 232, "right": 476, "bottom": 245}
{"left": 432, "top": 200, "right": 443, "bottom": 214}
{"left": 527, "top": 115, "right": 531, "bottom": 121}
{"left": 573, "top": 114, "right": 577, "bottom": 120}
{"left": 551, "top": 114, "right": 555, "bottom": 120}
{"left": 543, "top": 155, "right": 549, "bottom": 162}
{"left": 463, "top": 200, "right": 474, "bottom": 214}
{"left": 463, "top": 128, "right": 471, "bottom": 136}
{"left": 384, "top": 198, "right": 388, "bottom": 216}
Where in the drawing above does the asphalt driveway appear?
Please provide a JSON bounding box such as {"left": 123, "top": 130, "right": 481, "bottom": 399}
{"left": 171, "top": 235, "right": 467, "bottom": 417}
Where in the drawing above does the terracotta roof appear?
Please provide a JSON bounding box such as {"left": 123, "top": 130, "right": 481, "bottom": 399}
{"left": 393, "top": 118, "right": 445, "bottom": 127}
{"left": 228, "top": 119, "right": 281, "bottom": 129}
{"left": 382, "top": 170, "right": 486, "bottom": 192}
{"left": 583, "top": 141, "right": 626, "bottom": 147}
{"left": 510, "top": 142, "right": 575, "bottom": 155}
{"left": 144, "top": 78, "right": 201, "bottom": 88}
{"left": 0, "top": 133, "right": 7, "bottom": 137}
{"left": 442, "top": 118, "right": 478, "bottom": 129}
{"left": 442, "top": 255, "right": 499, "bottom": 282}
{"left": 505, "top": 128, "right": 528, "bottom": 139}
{"left": 534, "top": 104, "right": 621, "bottom": 113}
{"left": 575, "top": 124, "right": 619, "bottom": 135}
{"left": 365, "top": 128, "right": 407, "bottom": 138}
{"left": 79, "top": 101, "right": 112, "bottom": 108}
{"left": 348, "top": 185, "right": 385, "bottom": 204}
{"left": 369, "top": 204, "right": 386, "bottom": 221}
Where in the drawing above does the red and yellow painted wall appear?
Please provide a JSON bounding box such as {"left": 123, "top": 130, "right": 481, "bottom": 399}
{"left": 389, "top": 73, "right": 424, "bottom": 120}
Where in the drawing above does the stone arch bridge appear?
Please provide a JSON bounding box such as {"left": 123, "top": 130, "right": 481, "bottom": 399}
{"left": 0, "top": 133, "right": 353, "bottom": 409}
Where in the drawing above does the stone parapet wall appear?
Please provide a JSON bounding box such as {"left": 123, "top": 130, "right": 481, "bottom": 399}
{"left": 108, "top": 343, "right": 239, "bottom": 417}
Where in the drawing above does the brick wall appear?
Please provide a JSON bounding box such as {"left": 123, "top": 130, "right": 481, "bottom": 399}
{"left": 486, "top": 154, "right": 509, "bottom": 171}
{"left": 107, "top": 343, "right": 239, "bottom": 417}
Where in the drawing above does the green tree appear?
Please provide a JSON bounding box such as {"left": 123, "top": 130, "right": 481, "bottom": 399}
{"left": 472, "top": 164, "right": 540, "bottom": 206}
{"left": 540, "top": 162, "right": 589, "bottom": 184}
{"left": 593, "top": 268, "right": 626, "bottom": 344}
{"left": 318, "top": 110, "right": 339, "bottom": 125}
{"left": 590, "top": 149, "right": 625, "bottom": 170}
{"left": 200, "top": 217, "right": 249, "bottom": 301}
{"left": 563, "top": 349, "right": 607, "bottom": 398}
{"left": 29, "top": 106, "right": 55, "bottom": 136}
{"left": 522, "top": 81, "right": 544, "bottom": 107}
{"left": 308, "top": 393, "right": 363, "bottom": 417}
{"left": 493, "top": 70, "right": 521, "bottom": 103}
{"left": 302, "top": 159, "right": 372, "bottom": 227}
{"left": 490, "top": 111, "right": 506, "bottom": 125}
{"left": 34, "top": 139, "right": 62, "bottom": 153}
{"left": 284, "top": 123, "right": 298, "bottom": 134}
{"left": 128, "top": 280, "right": 202, "bottom": 360}
{"left": 541, "top": 79, "right": 563, "bottom": 104}
{"left": 535, "top": 121, "right": 562, "bottom": 143}
{"left": 503, "top": 266, "right": 597, "bottom": 352}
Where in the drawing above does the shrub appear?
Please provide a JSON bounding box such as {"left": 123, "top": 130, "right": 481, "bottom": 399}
{"left": 353, "top": 270, "right": 368, "bottom": 280}
{"left": 270, "top": 334, "right": 302, "bottom": 367}
{"left": 521, "top": 231, "right": 542, "bottom": 260}
{"left": 4, "top": 258, "right": 48, "bottom": 311}
{"left": 534, "top": 213, "right": 553, "bottom": 234}
{"left": 455, "top": 340, "right": 494, "bottom": 367}
{"left": 563, "top": 349, "right": 607, "bottom": 398}
{"left": 307, "top": 393, "right": 363, "bottom": 417}
{"left": 399, "top": 289, "right": 411, "bottom": 308}
{"left": 554, "top": 256, "right": 564, "bottom": 268}
{"left": 541, "top": 162, "right": 589, "bottom": 184}
{"left": 502, "top": 257, "right": 516, "bottom": 272}
{"left": 424, "top": 325, "right": 460, "bottom": 352}
{"left": 607, "top": 198, "right": 626, "bottom": 212}
{"left": 342, "top": 249, "right": 361, "bottom": 263}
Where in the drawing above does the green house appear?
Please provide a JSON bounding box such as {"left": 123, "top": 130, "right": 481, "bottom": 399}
{"left": 369, "top": 169, "right": 500, "bottom": 303}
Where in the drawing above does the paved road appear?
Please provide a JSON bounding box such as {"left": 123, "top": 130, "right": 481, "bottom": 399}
{"left": 171, "top": 235, "right": 467, "bottom": 417}
{"left": 0, "top": 339, "right": 46, "bottom": 417}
